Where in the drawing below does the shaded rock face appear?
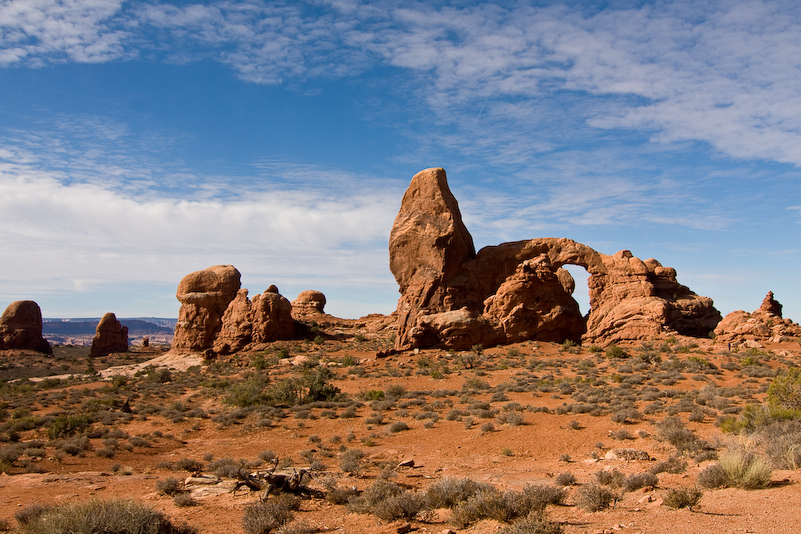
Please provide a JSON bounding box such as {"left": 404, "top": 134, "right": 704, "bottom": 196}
{"left": 714, "top": 291, "right": 800, "bottom": 342}
{"left": 173, "top": 265, "right": 242, "bottom": 352}
{"left": 214, "top": 288, "right": 295, "bottom": 355}
{"left": 0, "top": 300, "right": 51, "bottom": 354}
{"left": 390, "top": 168, "right": 722, "bottom": 350}
{"left": 90, "top": 312, "right": 128, "bottom": 356}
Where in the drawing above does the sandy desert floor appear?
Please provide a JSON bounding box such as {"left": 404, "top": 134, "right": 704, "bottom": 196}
{"left": 1, "top": 329, "right": 800, "bottom": 534}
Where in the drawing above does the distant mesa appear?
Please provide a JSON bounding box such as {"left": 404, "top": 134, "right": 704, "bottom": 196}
{"left": 714, "top": 291, "right": 801, "bottom": 343}
{"left": 0, "top": 300, "right": 52, "bottom": 354}
{"left": 389, "top": 167, "right": 722, "bottom": 350}
{"left": 90, "top": 312, "right": 129, "bottom": 357}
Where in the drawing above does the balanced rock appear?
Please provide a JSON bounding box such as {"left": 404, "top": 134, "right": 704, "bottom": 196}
{"left": 173, "top": 265, "right": 241, "bottom": 352}
{"left": 389, "top": 168, "right": 722, "bottom": 350}
{"left": 714, "top": 291, "right": 800, "bottom": 342}
{"left": 90, "top": 312, "right": 128, "bottom": 356}
{"left": 214, "top": 287, "right": 294, "bottom": 354}
{"left": 291, "top": 290, "right": 327, "bottom": 318}
{"left": 0, "top": 300, "right": 51, "bottom": 354}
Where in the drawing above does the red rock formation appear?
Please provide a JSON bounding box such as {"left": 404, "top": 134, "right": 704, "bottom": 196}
{"left": 714, "top": 291, "right": 800, "bottom": 342}
{"left": 173, "top": 265, "right": 241, "bottom": 352}
{"left": 90, "top": 312, "right": 128, "bottom": 356}
{"left": 389, "top": 168, "right": 722, "bottom": 350}
{"left": 213, "top": 287, "right": 295, "bottom": 354}
{"left": 291, "top": 290, "right": 327, "bottom": 318}
{"left": 0, "top": 300, "right": 51, "bottom": 354}
{"left": 389, "top": 167, "right": 476, "bottom": 349}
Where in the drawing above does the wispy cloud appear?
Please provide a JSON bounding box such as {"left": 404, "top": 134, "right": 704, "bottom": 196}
{"left": 3, "top": 1, "right": 801, "bottom": 166}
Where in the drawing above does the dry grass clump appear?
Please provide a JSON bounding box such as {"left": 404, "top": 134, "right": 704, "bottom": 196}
{"left": 717, "top": 449, "right": 773, "bottom": 489}
{"left": 15, "top": 499, "right": 195, "bottom": 534}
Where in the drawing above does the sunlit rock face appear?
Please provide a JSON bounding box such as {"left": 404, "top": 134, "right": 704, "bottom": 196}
{"left": 173, "top": 265, "right": 241, "bottom": 352}
{"left": 714, "top": 291, "right": 801, "bottom": 342}
{"left": 389, "top": 168, "right": 721, "bottom": 350}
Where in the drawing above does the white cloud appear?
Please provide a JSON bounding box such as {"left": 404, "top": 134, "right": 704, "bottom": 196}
{"left": 0, "top": 0, "right": 129, "bottom": 65}
{"left": 4, "top": 1, "right": 801, "bottom": 166}
{"left": 0, "top": 133, "right": 404, "bottom": 317}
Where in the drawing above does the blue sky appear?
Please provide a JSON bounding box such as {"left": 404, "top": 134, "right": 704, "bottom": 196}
{"left": 0, "top": 0, "right": 799, "bottom": 323}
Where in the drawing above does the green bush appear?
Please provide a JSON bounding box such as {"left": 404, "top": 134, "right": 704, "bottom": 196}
{"left": 15, "top": 499, "right": 195, "bottom": 534}
{"left": 48, "top": 414, "right": 89, "bottom": 439}
{"left": 769, "top": 368, "right": 801, "bottom": 410}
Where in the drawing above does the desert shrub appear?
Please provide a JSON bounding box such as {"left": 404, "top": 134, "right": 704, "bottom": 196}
{"left": 758, "top": 420, "right": 801, "bottom": 468}
{"left": 624, "top": 472, "right": 658, "bottom": 492}
{"left": 259, "top": 449, "right": 277, "bottom": 463}
{"left": 156, "top": 477, "right": 183, "bottom": 495}
{"left": 275, "top": 521, "right": 314, "bottom": 534}
{"left": 389, "top": 421, "right": 409, "bottom": 433}
{"left": 594, "top": 469, "right": 625, "bottom": 488}
{"left": 175, "top": 458, "right": 204, "bottom": 472}
{"left": 574, "top": 483, "right": 615, "bottom": 512}
{"left": 14, "top": 503, "right": 52, "bottom": 526}
{"left": 718, "top": 449, "right": 772, "bottom": 489}
{"left": 662, "top": 487, "right": 703, "bottom": 509}
{"left": 0, "top": 518, "right": 10, "bottom": 532}
{"left": 339, "top": 449, "right": 364, "bottom": 474}
{"left": 496, "top": 513, "right": 564, "bottom": 534}
{"left": 449, "top": 485, "right": 562, "bottom": 528}
{"left": 242, "top": 494, "right": 300, "bottom": 534}
{"left": 209, "top": 457, "right": 242, "bottom": 478}
{"left": 649, "top": 455, "right": 687, "bottom": 475}
{"left": 555, "top": 472, "right": 576, "bottom": 487}
{"left": 57, "top": 435, "right": 90, "bottom": 456}
{"left": 15, "top": 498, "right": 195, "bottom": 534}
{"left": 655, "top": 416, "right": 703, "bottom": 452}
{"left": 498, "top": 411, "right": 525, "bottom": 427}
{"left": 768, "top": 368, "right": 801, "bottom": 410}
{"left": 426, "top": 477, "right": 495, "bottom": 509}
{"left": 449, "top": 488, "right": 508, "bottom": 528}
{"left": 605, "top": 345, "right": 628, "bottom": 359}
{"left": 48, "top": 414, "right": 89, "bottom": 439}
{"left": 610, "top": 408, "right": 642, "bottom": 424}
{"left": 369, "top": 490, "right": 428, "bottom": 521}
{"left": 172, "top": 493, "right": 197, "bottom": 507}
{"left": 346, "top": 479, "right": 404, "bottom": 515}
{"left": 697, "top": 463, "right": 728, "bottom": 489}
